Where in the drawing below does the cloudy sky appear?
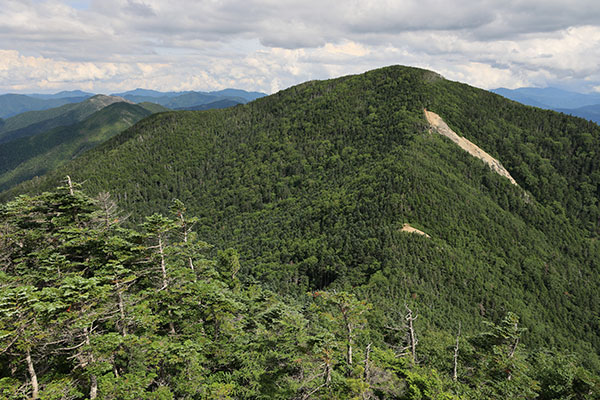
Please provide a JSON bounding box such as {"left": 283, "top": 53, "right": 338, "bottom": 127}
{"left": 1, "top": 0, "right": 600, "bottom": 94}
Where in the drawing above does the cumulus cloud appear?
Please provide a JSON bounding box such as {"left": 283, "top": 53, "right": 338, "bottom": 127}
{"left": 0, "top": 0, "right": 599, "bottom": 93}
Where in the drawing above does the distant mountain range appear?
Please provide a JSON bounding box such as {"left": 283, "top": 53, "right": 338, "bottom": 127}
{"left": 0, "top": 101, "right": 160, "bottom": 191}
{"left": 0, "top": 88, "right": 266, "bottom": 118}
{"left": 491, "top": 87, "right": 600, "bottom": 123}
{"left": 0, "top": 95, "right": 169, "bottom": 190}
{"left": 0, "top": 87, "right": 265, "bottom": 191}
{"left": 0, "top": 95, "right": 130, "bottom": 144}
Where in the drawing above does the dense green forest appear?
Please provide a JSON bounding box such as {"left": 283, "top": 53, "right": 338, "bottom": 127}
{"left": 2, "top": 65, "right": 600, "bottom": 398}
{"left": 0, "top": 95, "right": 136, "bottom": 144}
{"left": 1, "top": 184, "right": 598, "bottom": 399}
{"left": 0, "top": 102, "right": 160, "bottom": 191}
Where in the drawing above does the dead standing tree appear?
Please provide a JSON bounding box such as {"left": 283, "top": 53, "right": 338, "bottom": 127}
{"left": 385, "top": 304, "right": 419, "bottom": 365}
{"left": 405, "top": 304, "right": 418, "bottom": 365}
{"left": 453, "top": 322, "right": 461, "bottom": 381}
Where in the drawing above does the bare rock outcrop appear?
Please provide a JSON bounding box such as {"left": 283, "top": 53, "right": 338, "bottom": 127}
{"left": 424, "top": 109, "right": 518, "bottom": 186}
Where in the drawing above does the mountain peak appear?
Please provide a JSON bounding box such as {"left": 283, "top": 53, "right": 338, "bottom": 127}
{"left": 87, "top": 94, "right": 132, "bottom": 106}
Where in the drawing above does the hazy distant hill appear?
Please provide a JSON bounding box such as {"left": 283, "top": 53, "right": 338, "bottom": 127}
{"left": 174, "top": 98, "right": 242, "bottom": 111}
{"left": 492, "top": 87, "right": 600, "bottom": 124}
{"left": 208, "top": 88, "right": 266, "bottom": 102}
{"left": 0, "top": 94, "right": 91, "bottom": 118}
{"left": 112, "top": 88, "right": 266, "bottom": 108}
{"left": 556, "top": 104, "right": 600, "bottom": 124}
{"left": 0, "top": 95, "right": 131, "bottom": 144}
{"left": 26, "top": 90, "right": 95, "bottom": 100}
{"left": 491, "top": 87, "right": 600, "bottom": 109}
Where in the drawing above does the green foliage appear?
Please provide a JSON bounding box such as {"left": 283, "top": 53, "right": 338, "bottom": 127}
{"left": 2, "top": 65, "right": 600, "bottom": 397}
{"left": 0, "top": 185, "right": 598, "bottom": 399}
{"left": 0, "top": 102, "right": 155, "bottom": 191}
{"left": 8, "top": 65, "right": 598, "bottom": 371}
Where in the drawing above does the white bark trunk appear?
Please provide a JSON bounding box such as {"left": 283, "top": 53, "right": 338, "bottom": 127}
{"left": 453, "top": 322, "right": 461, "bottom": 381}
{"left": 158, "top": 235, "right": 176, "bottom": 334}
{"left": 117, "top": 286, "right": 127, "bottom": 337}
{"left": 85, "top": 327, "right": 98, "bottom": 399}
{"left": 26, "top": 348, "right": 39, "bottom": 399}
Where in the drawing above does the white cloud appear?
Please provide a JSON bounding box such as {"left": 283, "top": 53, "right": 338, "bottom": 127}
{"left": 1, "top": 0, "right": 600, "bottom": 93}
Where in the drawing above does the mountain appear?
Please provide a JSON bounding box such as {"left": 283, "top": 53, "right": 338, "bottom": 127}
{"left": 0, "top": 102, "right": 156, "bottom": 191}
{"left": 112, "top": 88, "right": 266, "bottom": 108}
{"left": 0, "top": 95, "right": 131, "bottom": 144}
{"left": 112, "top": 88, "right": 186, "bottom": 99}
{"left": 492, "top": 87, "right": 600, "bottom": 109}
{"left": 3, "top": 65, "right": 600, "bottom": 397}
{"left": 26, "top": 90, "right": 95, "bottom": 100}
{"left": 0, "top": 88, "right": 263, "bottom": 119}
{"left": 174, "top": 98, "right": 243, "bottom": 111}
{"left": 208, "top": 88, "right": 267, "bottom": 102}
{"left": 136, "top": 101, "right": 171, "bottom": 114}
{"left": 556, "top": 103, "right": 600, "bottom": 124}
{"left": 0, "top": 93, "right": 91, "bottom": 118}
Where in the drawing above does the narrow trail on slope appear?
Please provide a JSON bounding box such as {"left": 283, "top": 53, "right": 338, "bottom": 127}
{"left": 424, "top": 109, "right": 518, "bottom": 186}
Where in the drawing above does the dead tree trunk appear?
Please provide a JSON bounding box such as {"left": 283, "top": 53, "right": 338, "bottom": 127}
{"left": 157, "top": 235, "right": 176, "bottom": 335}
{"left": 453, "top": 322, "right": 461, "bottom": 381}
{"left": 84, "top": 326, "right": 98, "bottom": 399}
{"left": 405, "top": 305, "right": 418, "bottom": 365}
{"left": 364, "top": 342, "right": 372, "bottom": 382}
{"left": 26, "top": 348, "right": 39, "bottom": 399}
{"left": 177, "top": 213, "right": 195, "bottom": 272}
{"left": 66, "top": 175, "right": 74, "bottom": 196}
{"left": 117, "top": 284, "right": 127, "bottom": 337}
{"left": 341, "top": 307, "right": 353, "bottom": 369}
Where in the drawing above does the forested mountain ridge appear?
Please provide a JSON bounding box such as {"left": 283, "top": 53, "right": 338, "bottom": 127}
{"left": 2, "top": 65, "right": 600, "bottom": 398}
{"left": 0, "top": 102, "right": 159, "bottom": 191}
{"left": 0, "top": 95, "right": 131, "bottom": 144}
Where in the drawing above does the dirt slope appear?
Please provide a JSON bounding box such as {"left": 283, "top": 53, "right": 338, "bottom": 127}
{"left": 425, "top": 109, "right": 518, "bottom": 186}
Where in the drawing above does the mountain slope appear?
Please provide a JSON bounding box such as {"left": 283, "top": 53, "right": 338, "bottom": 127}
{"left": 0, "top": 102, "right": 153, "bottom": 190}
{"left": 174, "top": 98, "right": 242, "bottom": 111}
{"left": 0, "top": 95, "right": 131, "bottom": 144}
{"left": 6, "top": 65, "right": 600, "bottom": 370}
{"left": 0, "top": 93, "right": 90, "bottom": 118}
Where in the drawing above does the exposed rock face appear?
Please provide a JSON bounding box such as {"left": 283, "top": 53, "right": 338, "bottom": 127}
{"left": 401, "top": 223, "right": 431, "bottom": 238}
{"left": 424, "top": 109, "right": 518, "bottom": 186}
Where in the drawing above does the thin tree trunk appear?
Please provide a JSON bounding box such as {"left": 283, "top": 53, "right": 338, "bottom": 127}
{"left": 178, "top": 214, "right": 194, "bottom": 271}
{"left": 85, "top": 327, "right": 97, "bottom": 399}
{"left": 364, "top": 342, "right": 372, "bottom": 381}
{"left": 158, "top": 236, "right": 167, "bottom": 289}
{"left": 158, "top": 235, "right": 176, "bottom": 335}
{"left": 405, "top": 305, "right": 418, "bottom": 365}
{"left": 117, "top": 285, "right": 127, "bottom": 337}
{"left": 66, "top": 175, "right": 74, "bottom": 195}
{"left": 453, "top": 322, "right": 461, "bottom": 381}
{"left": 90, "top": 375, "right": 98, "bottom": 399}
{"left": 342, "top": 313, "right": 353, "bottom": 367}
{"left": 26, "top": 348, "right": 39, "bottom": 399}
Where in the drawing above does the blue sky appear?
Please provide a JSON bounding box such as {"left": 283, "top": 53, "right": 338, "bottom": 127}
{"left": 1, "top": 0, "right": 600, "bottom": 94}
{"left": 67, "top": 0, "right": 90, "bottom": 10}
